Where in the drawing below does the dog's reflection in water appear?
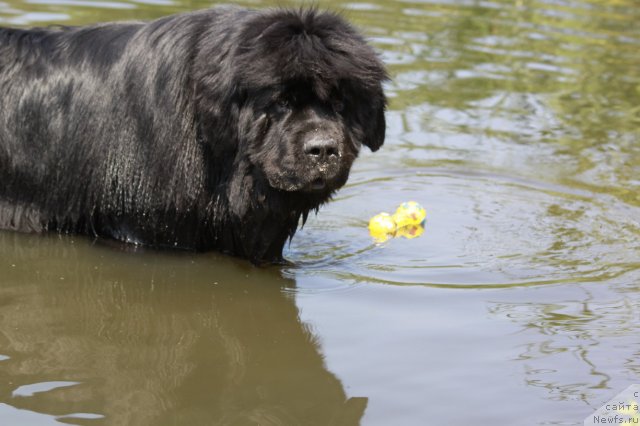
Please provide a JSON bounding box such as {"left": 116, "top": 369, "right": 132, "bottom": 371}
{"left": 0, "top": 233, "right": 367, "bottom": 425}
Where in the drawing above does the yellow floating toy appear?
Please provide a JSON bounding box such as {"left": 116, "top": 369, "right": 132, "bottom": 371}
{"left": 368, "top": 212, "right": 397, "bottom": 242}
{"left": 368, "top": 201, "right": 427, "bottom": 242}
{"left": 392, "top": 201, "right": 426, "bottom": 228}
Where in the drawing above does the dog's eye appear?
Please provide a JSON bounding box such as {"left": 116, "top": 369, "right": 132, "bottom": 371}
{"left": 275, "top": 98, "right": 291, "bottom": 112}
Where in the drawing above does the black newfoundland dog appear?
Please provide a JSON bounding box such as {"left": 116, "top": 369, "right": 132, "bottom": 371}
{"left": 0, "top": 7, "right": 387, "bottom": 263}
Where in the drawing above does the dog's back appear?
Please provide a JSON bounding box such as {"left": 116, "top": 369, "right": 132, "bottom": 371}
{"left": 0, "top": 17, "right": 205, "bottom": 239}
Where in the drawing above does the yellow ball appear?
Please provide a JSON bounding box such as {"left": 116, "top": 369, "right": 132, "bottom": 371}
{"left": 368, "top": 212, "right": 397, "bottom": 241}
{"left": 392, "top": 201, "right": 426, "bottom": 228}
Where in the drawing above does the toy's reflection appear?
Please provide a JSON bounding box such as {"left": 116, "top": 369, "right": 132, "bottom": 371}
{"left": 0, "top": 233, "right": 366, "bottom": 425}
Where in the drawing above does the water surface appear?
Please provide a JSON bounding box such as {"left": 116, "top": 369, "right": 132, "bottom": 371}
{"left": 0, "top": 0, "right": 639, "bottom": 424}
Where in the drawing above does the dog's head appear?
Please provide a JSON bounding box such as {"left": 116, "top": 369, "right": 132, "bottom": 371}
{"left": 231, "top": 9, "right": 388, "bottom": 196}
{"left": 191, "top": 8, "right": 387, "bottom": 261}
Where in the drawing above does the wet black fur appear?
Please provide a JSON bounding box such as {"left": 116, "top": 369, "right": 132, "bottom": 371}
{"left": 0, "top": 7, "right": 387, "bottom": 263}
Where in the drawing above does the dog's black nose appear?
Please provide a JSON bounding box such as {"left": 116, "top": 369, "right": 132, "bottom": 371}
{"left": 304, "top": 137, "right": 339, "bottom": 162}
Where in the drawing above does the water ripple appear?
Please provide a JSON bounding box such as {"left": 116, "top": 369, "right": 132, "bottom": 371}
{"left": 286, "top": 168, "right": 640, "bottom": 288}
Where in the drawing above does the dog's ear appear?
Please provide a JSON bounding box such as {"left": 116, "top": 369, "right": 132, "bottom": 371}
{"left": 363, "top": 98, "right": 386, "bottom": 152}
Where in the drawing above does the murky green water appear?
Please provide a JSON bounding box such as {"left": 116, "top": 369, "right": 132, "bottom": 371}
{"left": 1, "top": 0, "right": 639, "bottom": 424}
